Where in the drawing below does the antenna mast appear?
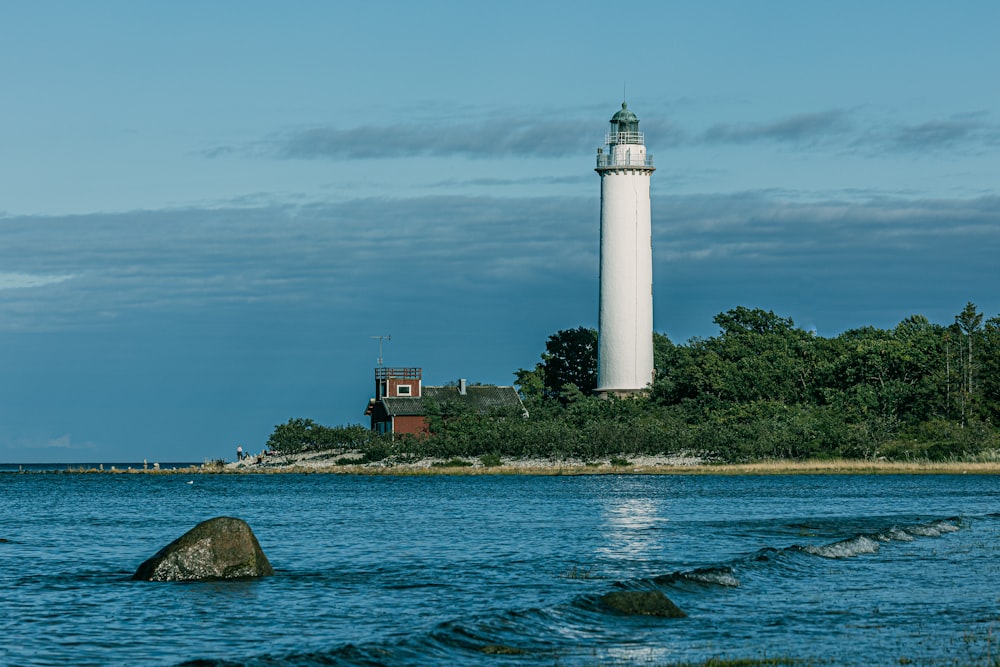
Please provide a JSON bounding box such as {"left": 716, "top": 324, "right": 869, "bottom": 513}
{"left": 370, "top": 335, "right": 391, "bottom": 367}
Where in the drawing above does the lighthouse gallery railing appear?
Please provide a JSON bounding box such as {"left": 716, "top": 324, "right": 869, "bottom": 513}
{"left": 596, "top": 152, "right": 655, "bottom": 169}
{"left": 606, "top": 131, "right": 644, "bottom": 145}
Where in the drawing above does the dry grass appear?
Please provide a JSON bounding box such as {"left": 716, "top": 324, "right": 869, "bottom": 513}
{"left": 275, "top": 456, "right": 1000, "bottom": 476}
{"left": 223, "top": 458, "right": 1000, "bottom": 476}
{"left": 663, "top": 458, "right": 1000, "bottom": 476}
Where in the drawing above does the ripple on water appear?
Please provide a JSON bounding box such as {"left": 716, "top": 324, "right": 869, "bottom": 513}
{"left": 1, "top": 474, "right": 995, "bottom": 667}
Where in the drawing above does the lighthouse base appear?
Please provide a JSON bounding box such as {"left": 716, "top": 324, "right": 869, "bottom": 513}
{"left": 594, "top": 386, "right": 651, "bottom": 400}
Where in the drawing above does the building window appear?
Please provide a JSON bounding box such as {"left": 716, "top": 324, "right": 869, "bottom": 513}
{"left": 396, "top": 384, "right": 411, "bottom": 396}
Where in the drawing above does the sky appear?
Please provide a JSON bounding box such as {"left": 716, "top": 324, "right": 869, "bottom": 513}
{"left": 2, "top": 1, "right": 998, "bottom": 463}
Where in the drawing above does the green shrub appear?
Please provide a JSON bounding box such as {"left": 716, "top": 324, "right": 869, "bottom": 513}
{"left": 480, "top": 453, "right": 502, "bottom": 467}
{"left": 360, "top": 441, "right": 392, "bottom": 463}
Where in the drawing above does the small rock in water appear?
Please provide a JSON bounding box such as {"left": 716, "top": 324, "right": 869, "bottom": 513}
{"left": 132, "top": 516, "right": 274, "bottom": 582}
{"left": 480, "top": 645, "right": 527, "bottom": 655}
{"left": 601, "top": 590, "right": 686, "bottom": 618}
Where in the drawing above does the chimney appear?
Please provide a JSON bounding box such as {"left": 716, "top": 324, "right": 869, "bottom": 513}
{"left": 458, "top": 378, "right": 467, "bottom": 395}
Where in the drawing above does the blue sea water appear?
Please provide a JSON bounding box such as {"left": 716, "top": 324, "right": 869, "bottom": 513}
{"left": 1, "top": 471, "right": 998, "bottom": 666}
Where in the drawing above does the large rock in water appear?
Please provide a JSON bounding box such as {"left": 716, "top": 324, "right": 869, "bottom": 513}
{"left": 601, "top": 590, "right": 686, "bottom": 618}
{"left": 132, "top": 517, "right": 274, "bottom": 582}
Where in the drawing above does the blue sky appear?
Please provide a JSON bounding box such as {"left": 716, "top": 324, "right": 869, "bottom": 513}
{"left": 2, "top": 1, "right": 998, "bottom": 463}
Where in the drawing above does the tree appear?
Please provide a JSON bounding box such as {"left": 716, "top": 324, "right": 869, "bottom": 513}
{"left": 713, "top": 306, "right": 796, "bottom": 336}
{"left": 652, "top": 332, "right": 675, "bottom": 379}
{"left": 266, "top": 417, "right": 321, "bottom": 455}
{"left": 266, "top": 419, "right": 373, "bottom": 455}
{"left": 541, "top": 327, "right": 599, "bottom": 395}
{"left": 979, "top": 316, "right": 1000, "bottom": 423}
{"left": 710, "top": 307, "right": 817, "bottom": 405}
{"left": 513, "top": 364, "right": 546, "bottom": 400}
{"left": 955, "top": 302, "right": 984, "bottom": 425}
{"left": 891, "top": 315, "right": 948, "bottom": 422}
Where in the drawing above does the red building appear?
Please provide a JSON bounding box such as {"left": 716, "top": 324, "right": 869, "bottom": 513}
{"left": 364, "top": 367, "right": 527, "bottom": 436}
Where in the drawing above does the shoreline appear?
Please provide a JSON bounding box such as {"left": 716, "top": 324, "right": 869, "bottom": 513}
{"left": 11, "top": 453, "right": 1000, "bottom": 476}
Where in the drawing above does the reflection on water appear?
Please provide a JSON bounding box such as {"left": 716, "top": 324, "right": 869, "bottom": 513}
{"left": 598, "top": 496, "right": 667, "bottom": 560}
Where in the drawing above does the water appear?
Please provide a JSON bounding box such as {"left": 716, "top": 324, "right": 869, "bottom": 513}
{"left": 2, "top": 472, "right": 998, "bottom": 666}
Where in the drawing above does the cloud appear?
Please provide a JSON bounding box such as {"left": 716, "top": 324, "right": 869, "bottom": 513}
{"left": 427, "top": 175, "right": 590, "bottom": 188}
{"left": 699, "top": 109, "right": 1000, "bottom": 156}
{"left": 880, "top": 114, "right": 1000, "bottom": 153}
{"left": 652, "top": 192, "right": 1000, "bottom": 338}
{"left": 0, "top": 196, "right": 597, "bottom": 332}
{"left": 701, "top": 110, "right": 853, "bottom": 146}
{"left": 2, "top": 192, "right": 998, "bottom": 340}
{"left": 267, "top": 119, "right": 598, "bottom": 160}
{"left": 0, "top": 271, "right": 75, "bottom": 290}
{"left": 204, "top": 109, "right": 688, "bottom": 161}
{"left": 657, "top": 192, "right": 1000, "bottom": 261}
{"left": 208, "top": 106, "right": 998, "bottom": 165}
{"left": 9, "top": 434, "right": 94, "bottom": 452}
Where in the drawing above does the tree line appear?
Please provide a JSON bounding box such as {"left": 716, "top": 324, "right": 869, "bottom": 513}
{"left": 268, "top": 302, "right": 1000, "bottom": 463}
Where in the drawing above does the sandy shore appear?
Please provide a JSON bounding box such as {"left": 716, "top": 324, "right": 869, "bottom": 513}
{"left": 216, "top": 450, "right": 1000, "bottom": 476}
{"left": 34, "top": 451, "right": 1000, "bottom": 475}
{"left": 226, "top": 451, "right": 705, "bottom": 475}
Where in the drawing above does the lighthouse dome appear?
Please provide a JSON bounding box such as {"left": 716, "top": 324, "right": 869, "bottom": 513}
{"left": 610, "top": 102, "right": 638, "bottom": 125}
{"left": 607, "top": 102, "right": 642, "bottom": 145}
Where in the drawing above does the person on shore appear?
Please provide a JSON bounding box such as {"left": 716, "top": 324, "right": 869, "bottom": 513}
{"left": 236, "top": 444, "right": 244, "bottom": 462}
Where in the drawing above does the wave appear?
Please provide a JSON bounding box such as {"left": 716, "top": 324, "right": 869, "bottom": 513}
{"left": 174, "top": 515, "right": 966, "bottom": 667}
{"left": 645, "top": 516, "right": 965, "bottom": 594}
{"left": 905, "top": 518, "right": 961, "bottom": 537}
{"left": 798, "top": 517, "right": 961, "bottom": 559}
{"left": 654, "top": 565, "right": 742, "bottom": 588}
{"left": 800, "top": 534, "right": 881, "bottom": 558}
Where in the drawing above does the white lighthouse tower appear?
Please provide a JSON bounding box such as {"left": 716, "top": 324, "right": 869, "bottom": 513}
{"left": 595, "top": 102, "right": 655, "bottom": 396}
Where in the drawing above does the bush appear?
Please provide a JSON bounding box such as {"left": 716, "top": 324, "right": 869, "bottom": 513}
{"left": 480, "top": 453, "right": 502, "bottom": 467}
{"left": 360, "top": 440, "right": 392, "bottom": 463}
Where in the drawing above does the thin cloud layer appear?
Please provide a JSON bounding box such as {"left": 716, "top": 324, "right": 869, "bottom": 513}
{"left": 0, "top": 272, "right": 75, "bottom": 290}
{"left": 275, "top": 119, "right": 597, "bottom": 159}
{"left": 206, "top": 107, "right": 999, "bottom": 162}
{"left": 2, "top": 192, "right": 997, "bottom": 337}
{"left": 701, "top": 110, "right": 1000, "bottom": 155}
{"left": 883, "top": 114, "right": 1000, "bottom": 153}
{"left": 0, "top": 197, "right": 594, "bottom": 332}
{"left": 702, "top": 110, "right": 853, "bottom": 146}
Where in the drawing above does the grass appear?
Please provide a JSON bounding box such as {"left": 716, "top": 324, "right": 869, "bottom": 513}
{"left": 430, "top": 457, "right": 474, "bottom": 468}
{"left": 680, "top": 458, "right": 1000, "bottom": 476}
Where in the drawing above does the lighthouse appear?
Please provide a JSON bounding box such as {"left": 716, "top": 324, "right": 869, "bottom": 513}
{"left": 595, "top": 102, "right": 655, "bottom": 396}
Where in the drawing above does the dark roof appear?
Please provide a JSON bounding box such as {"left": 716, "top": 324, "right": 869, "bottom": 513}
{"left": 381, "top": 385, "right": 526, "bottom": 417}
